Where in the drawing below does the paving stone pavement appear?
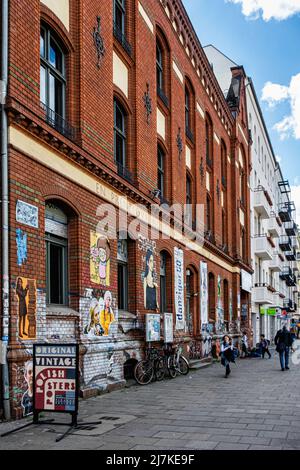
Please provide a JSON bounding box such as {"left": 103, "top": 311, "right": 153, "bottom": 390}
{"left": 1, "top": 351, "right": 300, "bottom": 450}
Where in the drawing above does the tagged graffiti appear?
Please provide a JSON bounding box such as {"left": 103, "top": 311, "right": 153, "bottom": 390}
{"left": 90, "top": 232, "right": 111, "bottom": 286}
{"left": 16, "top": 277, "right": 37, "bottom": 340}
{"left": 84, "top": 289, "right": 116, "bottom": 337}
{"left": 16, "top": 229, "right": 27, "bottom": 266}
{"left": 21, "top": 360, "right": 33, "bottom": 417}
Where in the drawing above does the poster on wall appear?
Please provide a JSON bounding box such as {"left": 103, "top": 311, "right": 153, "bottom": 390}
{"left": 21, "top": 360, "right": 33, "bottom": 417}
{"left": 164, "top": 313, "right": 174, "bottom": 344}
{"left": 90, "top": 232, "right": 111, "bottom": 286}
{"left": 200, "top": 261, "right": 208, "bottom": 326}
{"left": 146, "top": 314, "right": 161, "bottom": 342}
{"left": 174, "top": 247, "right": 185, "bottom": 330}
{"left": 84, "top": 289, "right": 116, "bottom": 338}
{"left": 16, "top": 200, "right": 39, "bottom": 228}
{"left": 143, "top": 248, "right": 158, "bottom": 311}
{"left": 16, "top": 277, "right": 37, "bottom": 340}
{"left": 33, "top": 344, "right": 78, "bottom": 413}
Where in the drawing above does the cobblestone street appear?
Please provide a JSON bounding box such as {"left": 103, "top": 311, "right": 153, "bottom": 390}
{"left": 1, "top": 351, "right": 300, "bottom": 450}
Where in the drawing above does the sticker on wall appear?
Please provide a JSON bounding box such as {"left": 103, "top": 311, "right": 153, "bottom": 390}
{"left": 146, "top": 314, "right": 161, "bottom": 342}
{"left": 164, "top": 313, "right": 174, "bottom": 344}
{"left": 16, "top": 277, "right": 37, "bottom": 340}
{"left": 84, "top": 289, "right": 116, "bottom": 338}
{"left": 16, "top": 229, "right": 27, "bottom": 266}
{"left": 16, "top": 200, "right": 39, "bottom": 228}
{"left": 90, "top": 232, "right": 111, "bottom": 286}
{"left": 21, "top": 360, "right": 33, "bottom": 417}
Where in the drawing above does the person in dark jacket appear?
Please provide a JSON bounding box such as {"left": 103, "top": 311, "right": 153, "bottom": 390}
{"left": 259, "top": 334, "right": 271, "bottom": 359}
{"left": 274, "top": 325, "right": 294, "bottom": 371}
{"left": 221, "top": 335, "right": 235, "bottom": 378}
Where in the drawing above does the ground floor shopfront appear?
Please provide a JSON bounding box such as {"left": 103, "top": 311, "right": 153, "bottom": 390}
{"left": 1, "top": 127, "right": 251, "bottom": 419}
{"left": 251, "top": 307, "right": 290, "bottom": 346}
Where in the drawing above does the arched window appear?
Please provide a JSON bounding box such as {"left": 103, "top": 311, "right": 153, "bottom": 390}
{"left": 160, "top": 250, "right": 173, "bottom": 314}
{"left": 208, "top": 272, "right": 216, "bottom": 325}
{"left": 185, "top": 86, "right": 191, "bottom": 132}
{"left": 156, "top": 41, "right": 163, "bottom": 93}
{"left": 45, "top": 202, "right": 69, "bottom": 305}
{"left": 205, "top": 115, "right": 213, "bottom": 168}
{"left": 114, "top": 99, "right": 127, "bottom": 170}
{"left": 40, "top": 24, "right": 66, "bottom": 118}
{"left": 221, "top": 140, "right": 227, "bottom": 188}
{"left": 157, "top": 145, "right": 165, "bottom": 200}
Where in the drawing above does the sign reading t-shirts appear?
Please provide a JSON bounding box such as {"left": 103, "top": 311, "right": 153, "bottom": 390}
{"left": 174, "top": 247, "right": 185, "bottom": 330}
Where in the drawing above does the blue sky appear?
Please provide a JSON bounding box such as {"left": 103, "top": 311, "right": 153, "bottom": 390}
{"left": 182, "top": 0, "right": 300, "bottom": 222}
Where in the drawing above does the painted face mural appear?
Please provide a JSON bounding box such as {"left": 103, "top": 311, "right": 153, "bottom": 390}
{"left": 21, "top": 360, "right": 33, "bottom": 417}
{"left": 16, "top": 277, "right": 37, "bottom": 340}
{"left": 84, "top": 290, "right": 116, "bottom": 337}
{"left": 90, "top": 232, "right": 111, "bottom": 286}
{"left": 143, "top": 249, "right": 158, "bottom": 311}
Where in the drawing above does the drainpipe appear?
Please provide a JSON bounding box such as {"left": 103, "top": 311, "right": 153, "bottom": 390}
{"left": 1, "top": 0, "right": 11, "bottom": 420}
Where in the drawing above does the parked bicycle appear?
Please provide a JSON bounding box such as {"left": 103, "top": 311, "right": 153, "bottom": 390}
{"left": 167, "top": 342, "right": 190, "bottom": 378}
{"left": 134, "top": 347, "right": 165, "bottom": 385}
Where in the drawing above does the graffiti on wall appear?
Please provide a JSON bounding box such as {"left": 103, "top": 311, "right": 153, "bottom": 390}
{"left": 90, "top": 232, "right": 111, "bottom": 286}
{"left": 84, "top": 289, "right": 116, "bottom": 338}
{"left": 16, "top": 229, "right": 27, "bottom": 266}
{"left": 16, "top": 200, "right": 39, "bottom": 228}
{"left": 21, "top": 360, "right": 33, "bottom": 417}
{"left": 216, "top": 275, "right": 224, "bottom": 333}
{"left": 139, "top": 236, "right": 158, "bottom": 311}
{"left": 145, "top": 314, "right": 161, "bottom": 342}
{"left": 16, "top": 277, "right": 37, "bottom": 340}
{"left": 174, "top": 247, "right": 185, "bottom": 330}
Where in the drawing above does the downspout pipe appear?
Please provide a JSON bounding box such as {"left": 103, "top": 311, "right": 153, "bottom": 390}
{"left": 1, "top": 0, "right": 11, "bottom": 420}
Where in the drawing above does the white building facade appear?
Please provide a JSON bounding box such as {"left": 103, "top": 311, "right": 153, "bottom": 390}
{"left": 204, "top": 45, "right": 299, "bottom": 345}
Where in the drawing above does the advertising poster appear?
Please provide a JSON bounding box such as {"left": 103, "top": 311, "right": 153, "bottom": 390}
{"left": 174, "top": 247, "right": 185, "bottom": 330}
{"left": 90, "top": 232, "right": 111, "bottom": 286}
{"left": 200, "top": 261, "right": 208, "bottom": 326}
{"left": 164, "top": 313, "right": 174, "bottom": 344}
{"left": 33, "top": 344, "right": 78, "bottom": 413}
{"left": 145, "top": 314, "right": 161, "bottom": 342}
{"left": 16, "top": 277, "right": 37, "bottom": 340}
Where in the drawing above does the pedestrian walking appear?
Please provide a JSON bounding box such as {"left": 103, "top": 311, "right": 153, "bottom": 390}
{"left": 221, "top": 335, "right": 234, "bottom": 378}
{"left": 274, "top": 325, "right": 294, "bottom": 371}
{"left": 240, "top": 331, "right": 249, "bottom": 358}
{"left": 259, "top": 334, "right": 271, "bottom": 359}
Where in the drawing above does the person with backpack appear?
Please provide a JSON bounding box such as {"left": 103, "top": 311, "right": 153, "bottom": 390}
{"left": 259, "top": 334, "right": 271, "bottom": 359}
{"left": 221, "top": 335, "right": 235, "bottom": 378}
{"left": 240, "top": 331, "right": 249, "bottom": 358}
{"left": 274, "top": 325, "right": 294, "bottom": 371}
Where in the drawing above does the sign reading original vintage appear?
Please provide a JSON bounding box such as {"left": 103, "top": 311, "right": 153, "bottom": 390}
{"left": 33, "top": 344, "right": 79, "bottom": 413}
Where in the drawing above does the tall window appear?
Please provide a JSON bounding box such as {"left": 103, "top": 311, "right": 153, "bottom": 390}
{"left": 40, "top": 25, "right": 65, "bottom": 117}
{"left": 186, "top": 174, "right": 192, "bottom": 226}
{"left": 221, "top": 141, "right": 227, "bottom": 187}
{"left": 45, "top": 203, "right": 68, "bottom": 305}
{"left": 185, "top": 87, "right": 190, "bottom": 132}
{"left": 156, "top": 42, "right": 163, "bottom": 92}
{"left": 158, "top": 146, "right": 165, "bottom": 199}
{"left": 206, "top": 194, "right": 212, "bottom": 233}
{"left": 118, "top": 238, "right": 128, "bottom": 310}
{"left": 206, "top": 116, "right": 213, "bottom": 167}
{"left": 114, "top": 0, "right": 125, "bottom": 35}
{"left": 114, "top": 99, "right": 126, "bottom": 168}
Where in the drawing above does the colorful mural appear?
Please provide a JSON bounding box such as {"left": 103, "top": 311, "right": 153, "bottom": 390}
{"left": 90, "top": 232, "right": 111, "bottom": 286}
{"left": 21, "top": 360, "right": 33, "bottom": 417}
{"left": 16, "top": 229, "right": 27, "bottom": 266}
{"left": 84, "top": 289, "right": 116, "bottom": 338}
{"left": 16, "top": 277, "right": 37, "bottom": 340}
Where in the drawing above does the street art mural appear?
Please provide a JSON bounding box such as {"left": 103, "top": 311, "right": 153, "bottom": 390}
{"left": 21, "top": 360, "right": 33, "bottom": 417}
{"left": 216, "top": 275, "right": 225, "bottom": 333}
{"left": 84, "top": 289, "right": 116, "bottom": 338}
{"left": 16, "top": 229, "right": 27, "bottom": 266}
{"left": 90, "top": 232, "right": 111, "bottom": 286}
{"left": 139, "top": 236, "right": 158, "bottom": 311}
{"left": 174, "top": 247, "right": 185, "bottom": 330}
{"left": 145, "top": 314, "right": 161, "bottom": 342}
{"left": 16, "top": 200, "right": 39, "bottom": 228}
{"left": 16, "top": 277, "right": 37, "bottom": 340}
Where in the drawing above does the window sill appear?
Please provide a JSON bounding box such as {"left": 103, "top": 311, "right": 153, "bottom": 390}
{"left": 46, "top": 306, "right": 79, "bottom": 317}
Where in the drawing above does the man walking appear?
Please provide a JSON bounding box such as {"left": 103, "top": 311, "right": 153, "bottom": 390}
{"left": 260, "top": 334, "right": 271, "bottom": 359}
{"left": 274, "top": 325, "right": 294, "bottom": 371}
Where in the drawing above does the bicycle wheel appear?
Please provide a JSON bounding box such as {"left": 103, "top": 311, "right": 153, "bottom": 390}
{"left": 155, "top": 357, "right": 165, "bottom": 381}
{"left": 178, "top": 355, "right": 189, "bottom": 375}
{"left": 134, "top": 360, "right": 154, "bottom": 385}
{"left": 167, "top": 355, "right": 177, "bottom": 378}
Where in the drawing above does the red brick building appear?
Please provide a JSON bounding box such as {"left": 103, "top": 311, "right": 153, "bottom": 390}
{"left": 0, "top": 0, "right": 252, "bottom": 419}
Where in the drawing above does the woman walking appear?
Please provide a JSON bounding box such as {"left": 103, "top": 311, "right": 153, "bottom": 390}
{"left": 221, "top": 335, "right": 234, "bottom": 378}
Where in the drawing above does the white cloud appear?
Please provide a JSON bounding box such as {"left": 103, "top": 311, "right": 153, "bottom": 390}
{"left": 291, "top": 185, "right": 300, "bottom": 225}
{"left": 261, "top": 73, "right": 300, "bottom": 140}
{"left": 226, "top": 0, "right": 300, "bottom": 21}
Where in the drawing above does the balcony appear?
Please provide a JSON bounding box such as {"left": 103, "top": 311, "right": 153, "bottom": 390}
{"left": 280, "top": 266, "right": 293, "bottom": 281}
{"left": 253, "top": 188, "right": 270, "bottom": 219}
{"left": 253, "top": 235, "right": 273, "bottom": 260}
{"left": 252, "top": 284, "right": 275, "bottom": 304}
{"left": 279, "top": 236, "right": 292, "bottom": 251}
{"left": 286, "top": 249, "right": 296, "bottom": 261}
{"left": 284, "top": 220, "right": 297, "bottom": 237}
{"left": 283, "top": 299, "right": 295, "bottom": 312}
{"left": 113, "top": 22, "right": 132, "bottom": 57}
{"left": 268, "top": 217, "right": 281, "bottom": 238}
{"left": 269, "top": 254, "right": 282, "bottom": 272}
{"left": 278, "top": 202, "right": 295, "bottom": 223}
{"left": 291, "top": 237, "right": 299, "bottom": 249}
{"left": 40, "top": 102, "right": 77, "bottom": 142}
{"left": 292, "top": 261, "right": 299, "bottom": 272}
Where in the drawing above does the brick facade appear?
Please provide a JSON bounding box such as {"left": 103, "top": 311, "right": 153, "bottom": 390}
{"left": 1, "top": 0, "right": 253, "bottom": 419}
